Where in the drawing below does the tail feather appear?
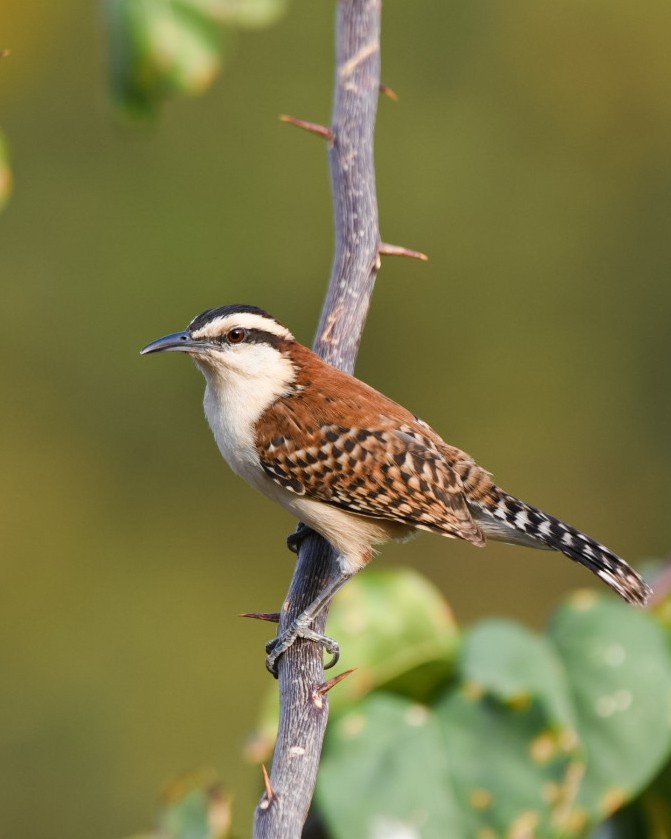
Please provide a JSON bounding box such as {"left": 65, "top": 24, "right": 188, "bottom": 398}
{"left": 471, "top": 489, "right": 652, "bottom": 606}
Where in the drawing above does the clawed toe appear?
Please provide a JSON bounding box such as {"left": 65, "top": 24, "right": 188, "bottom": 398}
{"left": 286, "top": 522, "right": 315, "bottom": 554}
{"left": 265, "top": 622, "right": 340, "bottom": 677}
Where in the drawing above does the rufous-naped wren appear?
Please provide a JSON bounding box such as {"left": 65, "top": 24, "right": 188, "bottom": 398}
{"left": 142, "top": 304, "right": 652, "bottom": 673}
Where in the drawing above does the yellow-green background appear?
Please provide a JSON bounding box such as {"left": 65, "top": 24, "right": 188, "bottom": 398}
{"left": 1, "top": 1, "right": 670, "bottom": 837}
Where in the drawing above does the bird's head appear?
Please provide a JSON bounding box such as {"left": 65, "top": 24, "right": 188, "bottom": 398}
{"left": 141, "top": 304, "right": 298, "bottom": 387}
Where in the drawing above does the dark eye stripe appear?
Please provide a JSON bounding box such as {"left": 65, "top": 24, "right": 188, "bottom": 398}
{"left": 238, "top": 328, "right": 283, "bottom": 348}
{"left": 206, "top": 326, "right": 285, "bottom": 348}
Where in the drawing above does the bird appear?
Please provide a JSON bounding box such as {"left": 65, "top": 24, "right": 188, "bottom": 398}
{"left": 141, "top": 304, "right": 652, "bottom": 674}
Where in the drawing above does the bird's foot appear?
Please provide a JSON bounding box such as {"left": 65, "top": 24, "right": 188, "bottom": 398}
{"left": 286, "top": 522, "right": 315, "bottom": 554}
{"left": 265, "top": 620, "right": 340, "bottom": 677}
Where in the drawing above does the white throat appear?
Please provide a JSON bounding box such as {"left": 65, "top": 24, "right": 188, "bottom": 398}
{"left": 197, "top": 344, "right": 295, "bottom": 486}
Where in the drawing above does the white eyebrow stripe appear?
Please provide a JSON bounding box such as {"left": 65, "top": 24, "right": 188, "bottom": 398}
{"left": 192, "top": 312, "right": 294, "bottom": 341}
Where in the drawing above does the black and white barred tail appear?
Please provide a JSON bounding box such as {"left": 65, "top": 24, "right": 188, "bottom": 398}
{"left": 470, "top": 489, "right": 652, "bottom": 606}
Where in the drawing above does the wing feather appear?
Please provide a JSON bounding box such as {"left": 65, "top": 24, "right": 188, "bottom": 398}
{"left": 257, "top": 415, "right": 485, "bottom": 546}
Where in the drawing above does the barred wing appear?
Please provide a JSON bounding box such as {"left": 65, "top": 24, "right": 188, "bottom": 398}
{"left": 257, "top": 421, "right": 485, "bottom": 546}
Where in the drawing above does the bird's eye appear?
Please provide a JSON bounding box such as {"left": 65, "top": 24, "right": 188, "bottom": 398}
{"left": 227, "top": 327, "right": 246, "bottom": 344}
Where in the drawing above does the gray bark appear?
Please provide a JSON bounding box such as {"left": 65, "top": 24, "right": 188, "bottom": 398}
{"left": 252, "top": 1, "right": 382, "bottom": 837}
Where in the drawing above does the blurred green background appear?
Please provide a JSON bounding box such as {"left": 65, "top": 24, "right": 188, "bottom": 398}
{"left": 1, "top": 1, "right": 670, "bottom": 837}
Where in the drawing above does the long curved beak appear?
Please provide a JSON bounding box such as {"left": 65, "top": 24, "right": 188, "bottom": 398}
{"left": 140, "top": 331, "right": 200, "bottom": 355}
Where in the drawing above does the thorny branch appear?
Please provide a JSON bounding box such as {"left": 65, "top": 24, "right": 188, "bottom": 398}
{"left": 252, "top": 1, "right": 383, "bottom": 836}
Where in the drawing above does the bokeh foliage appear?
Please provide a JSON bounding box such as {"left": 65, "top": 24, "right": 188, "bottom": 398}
{"left": 265, "top": 571, "right": 671, "bottom": 838}
{"left": 106, "top": 0, "right": 288, "bottom": 117}
{"left": 152, "top": 570, "right": 671, "bottom": 838}
{"left": 1, "top": 1, "right": 670, "bottom": 838}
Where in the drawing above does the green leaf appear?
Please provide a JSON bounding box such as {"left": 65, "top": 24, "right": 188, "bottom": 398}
{"left": 317, "top": 611, "right": 586, "bottom": 839}
{"left": 322, "top": 568, "right": 460, "bottom": 709}
{"left": 106, "top": 0, "right": 224, "bottom": 117}
{"left": 158, "top": 771, "right": 231, "bottom": 839}
{"left": 548, "top": 591, "right": 671, "bottom": 823}
{"left": 436, "top": 684, "right": 584, "bottom": 838}
{"left": 462, "top": 618, "right": 576, "bottom": 730}
{"left": 183, "top": 0, "right": 288, "bottom": 28}
{"left": 317, "top": 693, "right": 463, "bottom": 839}
{"left": 160, "top": 789, "right": 212, "bottom": 839}
{"left": 124, "top": 769, "right": 231, "bottom": 839}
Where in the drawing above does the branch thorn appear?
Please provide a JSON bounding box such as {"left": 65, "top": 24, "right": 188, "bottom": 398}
{"left": 260, "top": 764, "right": 276, "bottom": 807}
{"left": 316, "top": 668, "right": 356, "bottom": 697}
{"left": 279, "top": 114, "right": 335, "bottom": 142}
{"left": 241, "top": 611, "right": 281, "bottom": 623}
{"left": 379, "top": 83, "right": 398, "bottom": 101}
{"left": 379, "top": 242, "right": 429, "bottom": 261}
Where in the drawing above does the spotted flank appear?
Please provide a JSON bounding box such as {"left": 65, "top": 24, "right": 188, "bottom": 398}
{"left": 471, "top": 490, "right": 652, "bottom": 606}
{"left": 258, "top": 420, "right": 486, "bottom": 547}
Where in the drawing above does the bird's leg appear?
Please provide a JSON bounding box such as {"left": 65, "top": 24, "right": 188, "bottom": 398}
{"left": 286, "top": 521, "right": 316, "bottom": 555}
{"left": 265, "top": 570, "right": 353, "bottom": 677}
